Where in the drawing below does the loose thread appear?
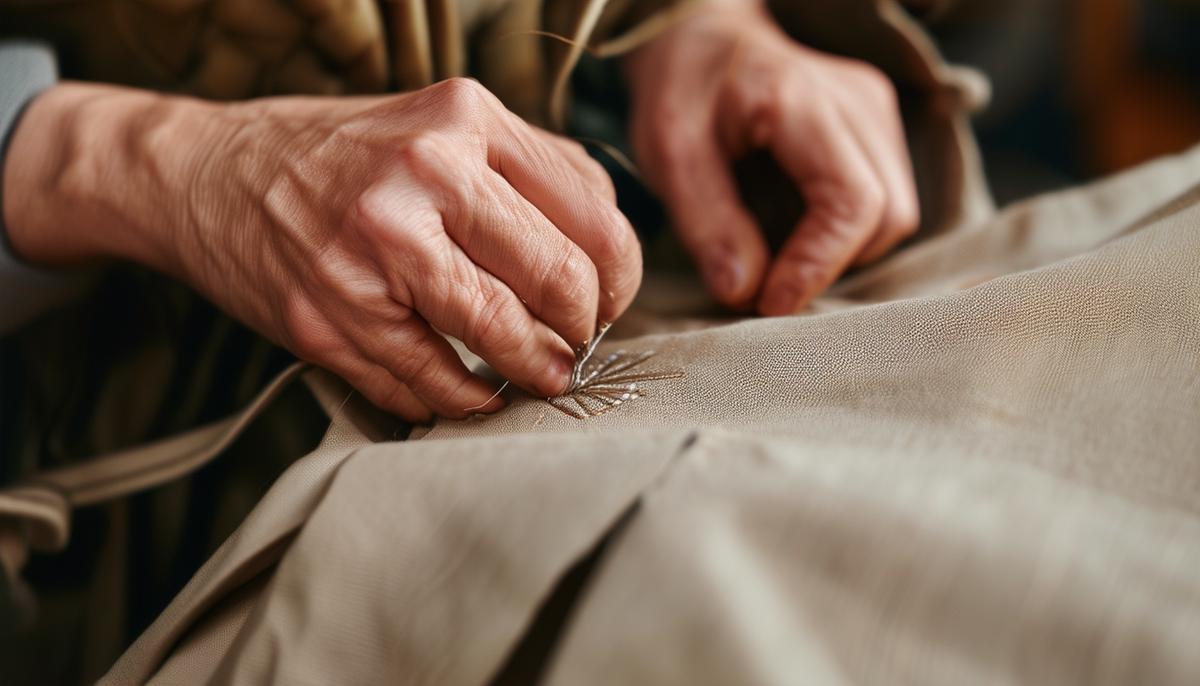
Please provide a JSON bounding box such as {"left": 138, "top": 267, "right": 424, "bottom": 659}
{"left": 463, "top": 380, "right": 510, "bottom": 413}
{"left": 574, "top": 137, "right": 645, "bottom": 183}
{"left": 569, "top": 322, "right": 613, "bottom": 391}
{"left": 489, "top": 0, "right": 706, "bottom": 60}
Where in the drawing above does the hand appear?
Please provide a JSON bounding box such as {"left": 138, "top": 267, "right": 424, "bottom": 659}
{"left": 624, "top": 0, "right": 919, "bottom": 314}
{"left": 4, "top": 79, "right": 641, "bottom": 420}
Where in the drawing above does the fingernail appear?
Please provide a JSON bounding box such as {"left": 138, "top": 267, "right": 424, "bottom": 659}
{"left": 543, "top": 355, "right": 574, "bottom": 397}
{"left": 704, "top": 255, "right": 746, "bottom": 299}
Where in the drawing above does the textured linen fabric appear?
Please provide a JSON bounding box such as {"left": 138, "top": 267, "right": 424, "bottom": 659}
{"left": 0, "top": 2, "right": 996, "bottom": 679}
{"left": 103, "top": 143, "right": 1200, "bottom": 684}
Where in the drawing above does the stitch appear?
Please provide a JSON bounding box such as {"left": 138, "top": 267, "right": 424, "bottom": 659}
{"left": 547, "top": 347, "right": 683, "bottom": 419}
{"left": 569, "top": 322, "right": 613, "bottom": 391}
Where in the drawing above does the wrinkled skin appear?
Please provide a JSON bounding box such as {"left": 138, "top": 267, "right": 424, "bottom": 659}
{"left": 7, "top": 0, "right": 917, "bottom": 422}
{"left": 6, "top": 78, "right": 641, "bottom": 421}
{"left": 625, "top": 0, "right": 920, "bottom": 314}
{"left": 187, "top": 79, "right": 642, "bottom": 421}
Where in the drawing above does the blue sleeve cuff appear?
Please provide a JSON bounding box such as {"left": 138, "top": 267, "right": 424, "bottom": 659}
{"left": 0, "top": 41, "right": 89, "bottom": 334}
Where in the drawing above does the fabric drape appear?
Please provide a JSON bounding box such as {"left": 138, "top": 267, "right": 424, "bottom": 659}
{"left": 103, "top": 140, "right": 1200, "bottom": 684}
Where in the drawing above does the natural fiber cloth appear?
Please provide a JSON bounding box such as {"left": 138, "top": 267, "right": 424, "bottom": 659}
{"left": 102, "top": 142, "right": 1200, "bottom": 684}
{"left": 0, "top": 2, "right": 998, "bottom": 679}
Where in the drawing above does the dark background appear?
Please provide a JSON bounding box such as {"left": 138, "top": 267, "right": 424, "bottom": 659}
{"left": 932, "top": 0, "right": 1200, "bottom": 203}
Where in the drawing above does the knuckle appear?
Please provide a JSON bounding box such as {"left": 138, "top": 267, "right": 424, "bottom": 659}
{"left": 466, "top": 283, "right": 524, "bottom": 352}
{"left": 859, "top": 182, "right": 888, "bottom": 221}
{"left": 857, "top": 181, "right": 888, "bottom": 226}
{"left": 564, "top": 142, "right": 597, "bottom": 172}
{"left": 825, "top": 178, "right": 885, "bottom": 232}
{"left": 557, "top": 137, "right": 589, "bottom": 161}
{"left": 583, "top": 159, "right": 617, "bottom": 202}
{"left": 553, "top": 244, "right": 595, "bottom": 288}
{"left": 432, "top": 77, "right": 493, "bottom": 116}
{"left": 434, "top": 76, "right": 484, "bottom": 100}
{"left": 390, "top": 334, "right": 441, "bottom": 385}
{"left": 444, "top": 170, "right": 485, "bottom": 224}
{"left": 347, "top": 185, "right": 392, "bottom": 236}
{"left": 544, "top": 249, "right": 597, "bottom": 322}
{"left": 851, "top": 61, "right": 898, "bottom": 105}
{"left": 597, "top": 172, "right": 617, "bottom": 203}
{"left": 601, "top": 213, "right": 641, "bottom": 265}
{"left": 281, "top": 296, "right": 333, "bottom": 361}
{"left": 397, "top": 132, "right": 451, "bottom": 174}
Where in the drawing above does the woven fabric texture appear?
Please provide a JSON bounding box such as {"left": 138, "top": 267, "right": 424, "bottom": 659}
{"left": 102, "top": 140, "right": 1200, "bottom": 685}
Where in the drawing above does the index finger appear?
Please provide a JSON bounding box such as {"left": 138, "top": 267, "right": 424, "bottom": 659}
{"left": 488, "top": 115, "right": 643, "bottom": 329}
{"left": 758, "top": 99, "right": 884, "bottom": 315}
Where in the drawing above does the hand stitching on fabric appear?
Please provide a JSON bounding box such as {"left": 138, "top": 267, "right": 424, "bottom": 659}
{"left": 547, "top": 349, "right": 684, "bottom": 419}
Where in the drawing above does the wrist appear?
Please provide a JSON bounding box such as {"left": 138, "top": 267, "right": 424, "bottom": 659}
{"left": 622, "top": 0, "right": 770, "bottom": 92}
{"left": 3, "top": 82, "right": 219, "bottom": 272}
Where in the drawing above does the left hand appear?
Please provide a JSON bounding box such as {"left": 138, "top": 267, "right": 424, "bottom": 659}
{"left": 624, "top": 0, "right": 919, "bottom": 314}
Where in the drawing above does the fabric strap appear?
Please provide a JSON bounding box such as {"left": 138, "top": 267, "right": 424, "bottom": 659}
{"left": 0, "top": 361, "right": 311, "bottom": 572}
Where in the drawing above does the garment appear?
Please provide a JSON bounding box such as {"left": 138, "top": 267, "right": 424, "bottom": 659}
{"left": 5, "top": 1, "right": 1193, "bottom": 683}
{"left": 0, "top": 41, "right": 89, "bottom": 335}
{"left": 96, "top": 140, "right": 1200, "bottom": 685}
{"left": 0, "top": 0, "right": 597, "bottom": 333}
{"left": 0, "top": 0, "right": 991, "bottom": 337}
{"left": 0, "top": 0, "right": 677, "bottom": 120}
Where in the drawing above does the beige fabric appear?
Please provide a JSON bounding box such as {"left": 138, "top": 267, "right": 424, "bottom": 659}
{"left": 84, "top": 6, "right": 1200, "bottom": 675}
{"left": 99, "top": 370, "right": 396, "bottom": 685}
{"left": 101, "top": 140, "right": 1200, "bottom": 684}
{"left": 5, "top": 1, "right": 1190, "bottom": 682}
{"left": 0, "top": 0, "right": 986, "bottom": 566}
{"left": 1, "top": 4, "right": 997, "bottom": 678}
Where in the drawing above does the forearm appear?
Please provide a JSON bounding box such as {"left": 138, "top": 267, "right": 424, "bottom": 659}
{"left": 2, "top": 74, "right": 643, "bottom": 416}
{"left": 622, "top": 0, "right": 768, "bottom": 84}
{"left": 3, "top": 82, "right": 217, "bottom": 272}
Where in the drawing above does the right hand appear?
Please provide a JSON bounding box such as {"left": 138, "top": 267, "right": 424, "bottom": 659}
{"left": 623, "top": 1, "right": 918, "bottom": 315}
{"left": 5, "top": 79, "right": 642, "bottom": 421}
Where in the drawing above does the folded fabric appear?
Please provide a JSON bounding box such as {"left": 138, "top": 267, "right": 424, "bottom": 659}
{"left": 104, "top": 143, "right": 1200, "bottom": 685}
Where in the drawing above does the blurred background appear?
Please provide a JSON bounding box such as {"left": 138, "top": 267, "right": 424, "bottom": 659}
{"left": 929, "top": 0, "right": 1200, "bottom": 204}
{"left": 573, "top": 0, "right": 1200, "bottom": 248}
